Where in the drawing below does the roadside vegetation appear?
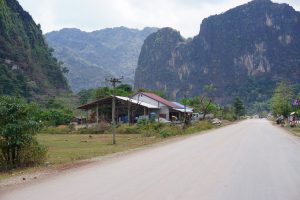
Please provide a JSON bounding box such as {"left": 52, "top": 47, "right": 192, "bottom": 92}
{"left": 0, "top": 119, "right": 223, "bottom": 180}
{"left": 0, "top": 96, "right": 47, "bottom": 171}
{"left": 35, "top": 119, "right": 227, "bottom": 166}
{"left": 270, "top": 81, "right": 300, "bottom": 136}
{"left": 0, "top": 83, "right": 244, "bottom": 178}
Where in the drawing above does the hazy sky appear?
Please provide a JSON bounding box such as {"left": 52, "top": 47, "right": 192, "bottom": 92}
{"left": 18, "top": 0, "right": 300, "bottom": 38}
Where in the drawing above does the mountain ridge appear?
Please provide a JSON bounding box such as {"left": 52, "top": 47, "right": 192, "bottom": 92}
{"left": 45, "top": 27, "right": 158, "bottom": 92}
{"left": 134, "top": 0, "right": 300, "bottom": 105}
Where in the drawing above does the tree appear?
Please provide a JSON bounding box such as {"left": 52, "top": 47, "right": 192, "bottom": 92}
{"left": 233, "top": 97, "right": 245, "bottom": 118}
{"left": 270, "top": 81, "right": 293, "bottom": 117}
{"left": 78, "top": 89, "right": 94, "bottom": 104}
{"left": 93, "top": 85, "right": 133, "bottom": 100}
{"left": 41, "top": 109, "right": 73, "bottom": 126}
{"left": 94, "top": 87, "right": 111, "bottom": 99}
{"left": 116, "top": 84, "right": 132, "bottom": 93}
{"left": 0, "top": 96, "right": 47, "bottom": 170}
{"left": 200, "top": 84, "right": 217, "bottom": 119}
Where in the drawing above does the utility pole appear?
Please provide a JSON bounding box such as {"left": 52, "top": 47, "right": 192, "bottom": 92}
{"left": 106, "top": 77, "right": 123, "bottom": 145}
{"left": 184, "top": 93, "right": 188, "bottom": 126}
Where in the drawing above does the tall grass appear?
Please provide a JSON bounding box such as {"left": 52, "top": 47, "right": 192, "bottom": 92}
{"left": 116, "top": 120, "right": 214, "bottom": 138}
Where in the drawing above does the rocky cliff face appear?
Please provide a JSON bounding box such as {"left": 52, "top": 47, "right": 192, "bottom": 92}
{"left": 134, "top": 0, "right": 300, "bottom": 104}
{"left": 0, "top": 0, "right": 69, "bottom": 99}
{"left": 45, "top": 27, "right": 158, "bottom": 92}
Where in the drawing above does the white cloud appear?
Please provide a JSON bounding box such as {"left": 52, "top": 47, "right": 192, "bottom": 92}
{"left": 18, "top": 0, "right": 300, "bottom": 37}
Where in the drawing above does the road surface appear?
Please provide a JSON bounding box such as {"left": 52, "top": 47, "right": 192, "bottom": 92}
{"left": 1, "top": 119, "right": 300, "bottom": 200}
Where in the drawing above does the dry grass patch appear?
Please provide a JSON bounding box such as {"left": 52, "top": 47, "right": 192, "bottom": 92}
{"left": 37, "top": 134, "right": 163, "bottom": 165}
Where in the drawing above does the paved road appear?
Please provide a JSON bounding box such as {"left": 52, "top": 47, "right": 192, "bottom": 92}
{"left": 1, "top": 119, "right": 300, "bottom": 200}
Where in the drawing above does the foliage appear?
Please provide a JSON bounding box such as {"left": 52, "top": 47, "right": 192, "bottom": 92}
{"left": 78, "top": 84, "right": 134, "bottom": 102}
{"left": 116, "top": 124, "right": 140, "bottom": 134}
{"left": 247, "top": 101, "right": 270, "bottom": 115}
{"left": 40, "top": 126, "right": 73, "bottom": 135}
{"left": 38, "top": 95, "right": 76, "bottom": 126}
{"left": 0, "top": 0, "right": 69, "bottom": 99}
{"left": 17, "top": 139, "right": 47, "bottom": 167}
{"left": 94, "top": 87, "right": 112, "bottom": 99}
{"left": 0, "top": 64, "right": 29, "bottom": 97}
{"left": 159, "top": 126, "right": 182, "bottom": 138}
{"left": 181, "top": 96, "right": 218, "bottom": 114}
{"left": 78, "top": 89, "right": 94, "bottom": 104}
{"left": 185, "top": 121, "right": 213, "bottom": 135}
{"left": 0, "top": 96, "right": 46, "bottom": 170}
{"left": 270, "top": 81, "right": 293, "bottom": 117}
{"left": 233, "top": 97, "right": 245, "bottom": 117}
{"left": 222, "top": 106, "right": 237, "bottom": 121}
{"left": 116, "top": 120, "right": 214, "bottom": 138}
{"left": 40, "top": 109, "right": 73, "bottom": 126}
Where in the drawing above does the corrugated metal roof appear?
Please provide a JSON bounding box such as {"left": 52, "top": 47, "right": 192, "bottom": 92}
{"left": 116, "top": 96, "right": 158, "bottom": 109}
{"left": 173, "top": 108, "right": 194, "bottom": 113}
{"left": 141, "top": 92, "right": 181, "bottom": 108}
{"left": 78, "top": 95, "right": 159, "bottom": 110}
{"left": 172, "top": 102, "right": 193, "bottom": 110}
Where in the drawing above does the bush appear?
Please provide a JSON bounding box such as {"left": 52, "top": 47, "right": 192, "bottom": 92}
{"left": 41, "top": 108, "right": 73, "bottom": 126}
{"left": 18, "top": 140, "right": 47, "bottom": 167}
{"left": 117, "top": 124, "right": 140, "bottom": 134}
{"left": 79, "top": 122, "right": 111, "bottom": 134}
{"left": 0, "top": 96, "right": 47, "bottom": 170}
{"left": 40, "top": 125, "right": 73, "bottom": 134}
{"left": 185, "top": 121, "right": 213, "bottom": 134}
{"left": 223, "top": 113, "right": 237, "bottom": 121}
{"left": 159, "top": 126, "right": 182, "bottom": 138}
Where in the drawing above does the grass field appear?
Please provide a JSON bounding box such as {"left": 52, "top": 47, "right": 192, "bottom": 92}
{"left": 0, "top": 121, "right": 220, "bottom": 181}
{"left": 0, "top": 134, "right": 163, "bottom": 181}
{"left": 37, "top": 134, "right": 163, "bottom": 165}
{"left": 288, "top": 127, "right": 300, "bottom": 137}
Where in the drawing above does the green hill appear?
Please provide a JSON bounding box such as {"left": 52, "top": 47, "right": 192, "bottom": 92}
{"left": 0, "top": 0, "right": 69, "bottom": 99}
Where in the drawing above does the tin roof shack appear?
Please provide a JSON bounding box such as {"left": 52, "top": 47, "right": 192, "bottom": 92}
{"left": 77, "top": 96, "right": 158, "bottom": 124}
{"left": 131, "top": 92, "right": 193, "bottom": 121}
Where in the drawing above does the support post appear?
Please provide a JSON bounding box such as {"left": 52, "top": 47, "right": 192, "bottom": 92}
{"left": 158, "top": 101, "right": 160, "bottom": 123}
{"left": 96, "top": 103, "right": 99, "bottom": 124}
{"left": 106, "top": 77, "right": 123, "bottom": 145}
{"left": 112, "top": 92, "right": 116, "bottom": 144}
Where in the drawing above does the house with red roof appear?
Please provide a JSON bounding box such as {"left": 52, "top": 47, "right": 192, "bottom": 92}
{"left": 132, "top": 92, "right": 192, "bottom": 121}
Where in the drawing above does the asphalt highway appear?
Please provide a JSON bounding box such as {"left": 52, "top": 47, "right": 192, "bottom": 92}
{"left": 1, "top": 119, "right": 300, "bottom": 200}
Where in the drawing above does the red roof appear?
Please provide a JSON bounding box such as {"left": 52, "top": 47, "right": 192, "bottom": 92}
{"left": 141, "top": 92, "right": 181, "bottom": 108}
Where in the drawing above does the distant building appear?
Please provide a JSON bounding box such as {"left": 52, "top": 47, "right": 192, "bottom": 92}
{"left": 132, "top": 92, "right": 193, "bottom": 121}
{"left": 77, "top": 92, "right": 193, "bottom": 124}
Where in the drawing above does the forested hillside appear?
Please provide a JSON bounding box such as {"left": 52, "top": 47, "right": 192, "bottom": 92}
{"left": 46, "top": 27, "right": 158, "bottom": 92}
{"left": 0, "top": 0, "right": 69, "bottom": 99}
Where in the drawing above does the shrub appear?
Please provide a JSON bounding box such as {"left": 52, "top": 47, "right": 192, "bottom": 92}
{"left": 79, "top": 122, "right": 111, "bottom": 134}
{"left": 0, "top": 96, "right": 47, "bottom": 170}
{"left": 18, "top": 140, "right": 47, "bottom": 167}
{"left": 116, "top": 124, "right": 139, "bottom": 134}
{"left": 40, "top": 126, "right": 73, "bottom": 134}
{"left": 185, "top": 121, "right": 213, "bottom": 134}
{"left": 159, "top": 126, "right": 182, "bottom": 138}
{"left": 41, "top": 108, "right": 73, "bottom": 126}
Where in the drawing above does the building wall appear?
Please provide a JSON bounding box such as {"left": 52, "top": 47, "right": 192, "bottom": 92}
{"left": 132, "top": 93, "right": 170, "bottom": 120}
{"left": 160, "top": 106, "right": 170, "bottom": 120}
